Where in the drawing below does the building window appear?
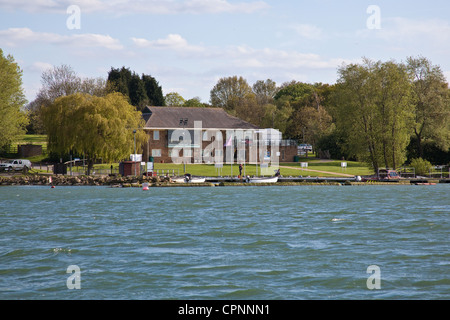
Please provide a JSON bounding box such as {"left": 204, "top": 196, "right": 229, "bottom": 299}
{"left": 152, "top": 149, "right": 161, "bottom": 157}
{"left": 153, "top": 130, "right": 160, "bottom": 140}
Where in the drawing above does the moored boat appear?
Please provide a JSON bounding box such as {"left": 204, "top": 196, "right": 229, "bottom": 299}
{"left": 246, "top": 176, "right": 279, "bottom": 183}
{"left": 172, "top": 174, "right": 206, "bottom": 183}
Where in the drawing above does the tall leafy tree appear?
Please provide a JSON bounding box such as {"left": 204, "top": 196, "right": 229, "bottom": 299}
{"left": 210, "top": 76, "right": 254, "bottom": 112}
{"left": 164, "top": 92, "right": 185, "bottom": 106}
{"left": 273, "top": 81, "right": 335, "bottom": 140}
{"left": 41, "top": 92, "right": 147, "bottom": 174}
{"left": 274, "top": 81, "right": 314, "bottom": 106}
{"left": 252, "top": 79, "right": 278, "bottom": 105}
{"left": 0, "top": 49, "right": 28, "bottom": 150}
{"left": 260, "top": 102, "right": 293, "bottom": 135}
{"left": 333, "top": 60, "right": 381, "bottom": 170}
{"left": 107, "top": 67, "right": 165, "bottom": 110}
{"left": 128, "top": 73, "right": 148, "bottom": 109}
{"left": 292, "top": 105, "right": 334, "bottom": 147}
{"left": 333, "top": 58, "right": 414, "bottom": 171}
{"left": 141, "top": 74, "right": 165, "bottom": 106}
{"left": 407, "top": 56, "right": 450, "bottom": 158}
{"left": 184, "top": 97, "right": 205, "bottom": 107}
{"left": 372, "top": 61, "right": 413, "bottom": 169}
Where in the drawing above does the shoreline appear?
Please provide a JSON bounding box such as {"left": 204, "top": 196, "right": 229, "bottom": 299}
{"left": 0, "top": 174, "right": 447, "bottom": 187}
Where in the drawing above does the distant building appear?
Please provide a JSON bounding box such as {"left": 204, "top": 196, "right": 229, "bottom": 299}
{"left": 141, "top": 106, "right": 298, "bottom": 164}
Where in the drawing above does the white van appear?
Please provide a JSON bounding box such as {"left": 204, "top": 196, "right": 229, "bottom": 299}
{"left": 0, "top": 159, "right": 32, "bottom": 172}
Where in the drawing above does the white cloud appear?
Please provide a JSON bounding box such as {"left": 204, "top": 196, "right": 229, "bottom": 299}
{"left": 177, "top": 0, "right": 270, "bottom": 14}
{"left": 132, "top": 34, "right": 217, "bottom": 59}
{"left": 291, "top": 24, "right": 324, "bottom": 40}
{"left": 134, "top": 33, "right": 353, "bottom": 71}
{"left": 357, "top": 17, "right": 450, "bottom": 45}
{"left": 229, "top": 46, "right": 351, "bottom": 70}
{"left": 27, "top": 61, "right": 54, "bottom": 73}
{"left": 132, "top": 34, "right": 202, "bottom": 51}
{"left": 0, "top": 28, "right": 123, "bottom": 50}
{"left": 0, "top": 0, "right": 269, "bottom": 14}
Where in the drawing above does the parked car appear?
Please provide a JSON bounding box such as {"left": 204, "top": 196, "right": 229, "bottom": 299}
{"left": 0, "top": 159, "right": 32, "bottom": 172}
{"left": 361, "top": 169, "right": 402, "bottom": 181}
{"left": 298, "top": 144, "right": 313, "bottom": 151}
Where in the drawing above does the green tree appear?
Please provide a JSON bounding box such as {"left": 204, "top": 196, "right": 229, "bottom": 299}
{"left": 260, "top": 102, "right": 293, "bottom": 135}
{"left": 292, "top": 105, "right": 334, "bottom": 147}
{"left": 210, "top": 76, "right": 254, "bottom": 112}
{"left": 41, "top": 92, "right": 147, "bottom": 174}
{"left": 333, "top": 58, "right": 414, "bottom": 171}
{"left": 252, "top": 79, "right": 278, "bottom": 105}
{"left": 273, "top": 81, "right": 335, "bottom": 140}
{"left": 107, "top": 67, "right": 165, "bottom": 110}
{"left": 333, "top": 61, "right": 381, "bottom": 170}
{"left": 165, "top": 92, "right": 185, "bottom": 106}
{"left": 107, "top": 66, "right": 131, "bottom": 97}
{"left": 141, "top": 74, "right": 165, "bottom": 106}
{"left": 184, "top": 97, "right": 205, "bottom": 107}
{"left": 274, "top": 81, "right": 314, "bottom": 106}
{"left": 0, "top": 49, "right": 28, "bottom": 150}
{"left": 372, "top": 61, "right": 414, "bottom": 169}
{"left": 407, "top": 56, "right": 450, "bottom": 158}
{"left": 129, "top": 73, "right": 149, "bottom": 110}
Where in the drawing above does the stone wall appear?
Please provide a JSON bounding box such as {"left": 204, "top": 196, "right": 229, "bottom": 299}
{"left": 18, "top": 144, "right": 42, "bottom": 157}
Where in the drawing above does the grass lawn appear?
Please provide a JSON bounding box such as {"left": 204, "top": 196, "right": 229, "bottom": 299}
{"left": 15, "top": 134, "right": 48, "bottom": 145}
{"left": 7, "top": 135, "right": 375, "bottom": 177}
{"left": 150, "top": 160, "right": 374, "bottom": 177}
{"left": 152, "top": 163, "right": 270, "bottom": 177}
{"left": 279, "top": 160, "right": 374, "bottom": 177}
{"left": 1, "top": 134, "right": 48, "bottom": 162}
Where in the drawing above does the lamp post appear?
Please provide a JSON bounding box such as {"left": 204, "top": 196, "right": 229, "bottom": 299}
{"left": 133, "top": 129, "right": 137, "bottom": 176}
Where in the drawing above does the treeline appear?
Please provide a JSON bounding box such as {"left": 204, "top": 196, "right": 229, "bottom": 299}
{"left": 204, "top": 57, "right": 450, "bottom": 170}
{"left": 2, "top": 49, "right": 449, "bottom": 170}
{"left": 331, "top": 57, "right": 450, "bottom": 172}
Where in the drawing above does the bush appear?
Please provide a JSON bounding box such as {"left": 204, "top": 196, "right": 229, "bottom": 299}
{"left": 410, "top": 158, "right": 433, "bottom": 176}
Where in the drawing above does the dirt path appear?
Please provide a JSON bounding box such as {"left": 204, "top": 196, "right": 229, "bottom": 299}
{"left": 279, "top": 165, "right": 355, "bottom": 177}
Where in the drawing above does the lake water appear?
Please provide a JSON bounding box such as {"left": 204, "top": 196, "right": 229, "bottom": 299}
{"left": 0, "top": 184, "right": 449, "bottom": 300}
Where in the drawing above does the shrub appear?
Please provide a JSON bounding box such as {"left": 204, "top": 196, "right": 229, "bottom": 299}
{"left": 410, "top": 158, "right": 433, "bottom": 176}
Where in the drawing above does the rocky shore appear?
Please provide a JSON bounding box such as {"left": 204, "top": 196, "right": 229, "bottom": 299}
{"left": 0, "top": 174, "right": 445, "bottom": 187}
{"left": 0, "top": 174, "right": 172, "bottom": 187}
{"left": 0, "top": 174, "right": 346, "bottom": 187}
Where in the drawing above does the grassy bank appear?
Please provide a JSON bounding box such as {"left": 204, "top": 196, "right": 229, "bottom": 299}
{"left": 3, "top": 134, "right": 48, "bottom": 163}
{"left": 150, "top": 160, "right": 373, "bottom": 177}
{"left": 5, "top": 135, "right": 375, "bottom": 177}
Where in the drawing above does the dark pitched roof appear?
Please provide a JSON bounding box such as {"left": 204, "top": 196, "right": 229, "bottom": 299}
{"left": 143, "top": 106, "right": 259, "bottom": 130}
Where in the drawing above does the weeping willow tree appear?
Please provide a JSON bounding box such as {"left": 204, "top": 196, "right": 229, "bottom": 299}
{"left": 42, "top": 92, "right": 147, "bottom": 174}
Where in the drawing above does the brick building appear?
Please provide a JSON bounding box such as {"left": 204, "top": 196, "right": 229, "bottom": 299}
{"left": 141, "top": 106, "right": 299, "bottom": 164}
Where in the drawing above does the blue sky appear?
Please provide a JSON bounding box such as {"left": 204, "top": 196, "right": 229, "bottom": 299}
{"left": 1, "top": 0, "right": 449, "bottom": 104}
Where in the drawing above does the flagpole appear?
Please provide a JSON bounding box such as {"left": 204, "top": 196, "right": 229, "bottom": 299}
{"left": 224, "top": 134, "right": 233, "bottom": 179}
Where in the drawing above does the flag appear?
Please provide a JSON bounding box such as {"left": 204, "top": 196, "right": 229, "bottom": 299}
{"left": 224, "top": 135, "right": 233, "bottom": 147}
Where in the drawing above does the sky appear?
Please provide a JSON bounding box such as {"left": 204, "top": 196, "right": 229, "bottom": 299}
{"left": 1, "top": 0, "right": 450, "bottom": 104}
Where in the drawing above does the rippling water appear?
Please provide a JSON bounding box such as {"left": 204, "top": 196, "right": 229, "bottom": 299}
{"left": 0, "top": 184, "right": 449, "bottom": 299}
